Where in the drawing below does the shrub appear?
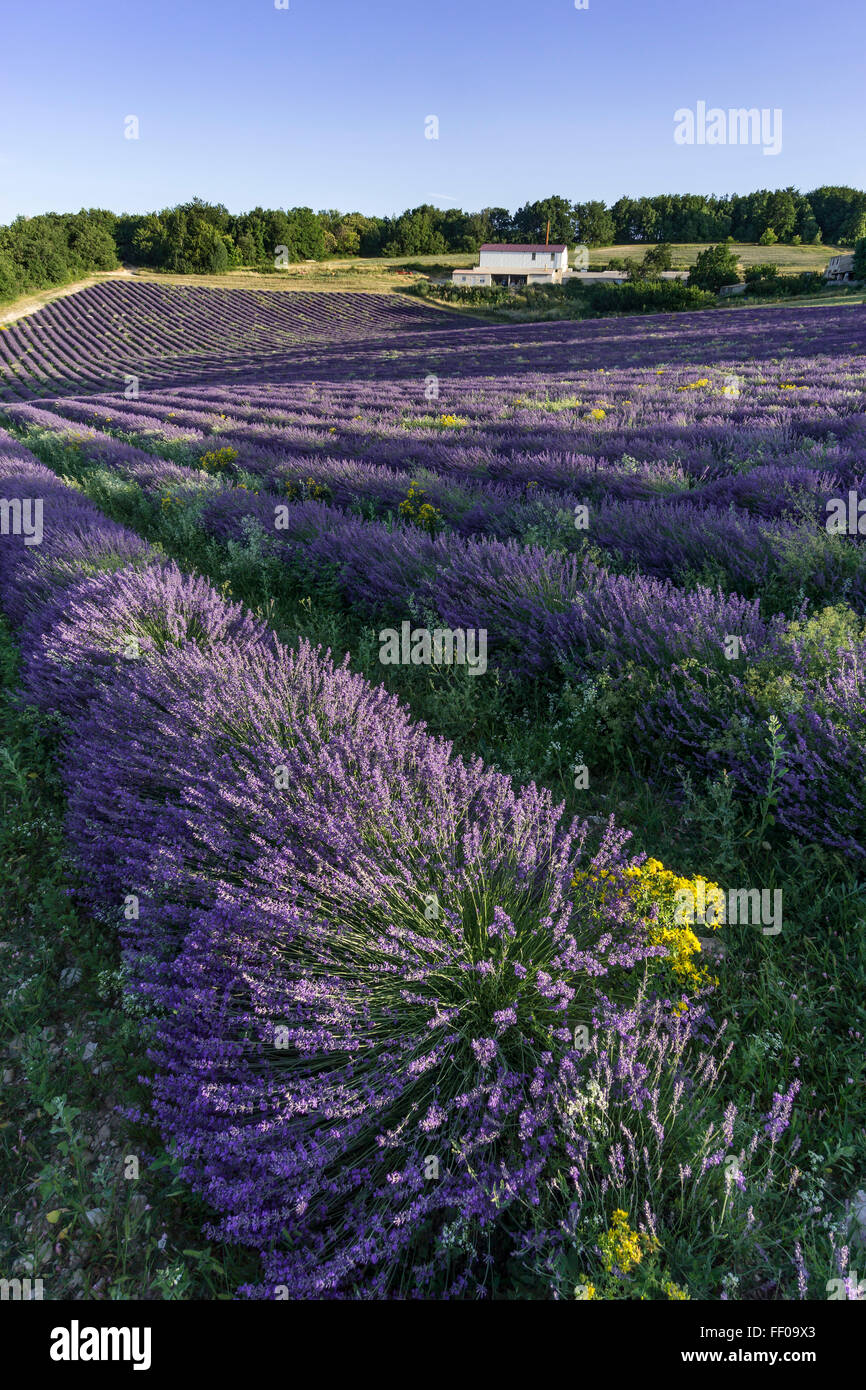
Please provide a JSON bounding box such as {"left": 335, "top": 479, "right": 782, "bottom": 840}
{"left": 642, "top": 242, "right": 673, "bottom": 274}
{"left": 581, "top": 280, "right": 715, "bottom": 314}
{"left": 744, "top": 262, "right": 779, "bottom": 283}
{"left": 687, "top": 245, "right": 741, "bottom": 293}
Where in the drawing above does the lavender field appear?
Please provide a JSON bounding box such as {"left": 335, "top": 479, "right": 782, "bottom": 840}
{"left": 1, "top": 283, "right": 865, "bottom": 1302}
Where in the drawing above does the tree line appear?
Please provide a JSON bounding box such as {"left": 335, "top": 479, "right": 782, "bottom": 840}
{"left": 2, "top": 186, "right": 865, "bottom": 303}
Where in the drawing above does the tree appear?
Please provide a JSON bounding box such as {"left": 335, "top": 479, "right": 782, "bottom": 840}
{"left": 643, "top": 242, "right": 673, "bottom": 273}
{"left": 380, "top": 205, "right": 448, "bottom": 257}
{"left": 333, "top": 213, "right": 376, "bottom": 257}
{"left": 285, "top": 207, "right": 326, "bottom": 260}
{"left": 840, "top": 208, "right": 866, "bottom": 246}
{"left": 796, "top": 200, "right": 821, "bottom": 244}
{"left": 808, "top": 186, "right": 866, "bottom": 245}
{"left": 610, "top": 196, "right": 641, "bottom": 242}
{"left": 66, "top": 213, "right": 119, "bottom": 273}
{"left": 853, "top": 238, "right": 866, "bottom": 281}
{"left": 354, "top": 218, "right": 382, "bottom": 256}
{"left": 688, "top": 244, "right": 740, "bottom": 293}
{"left": 191, "top": 223, "right": 230, "bottom": 273}
{"left": 0, "top": 248, "right": 20, "bottom": 301}
{"left": 573, "top": 200, "right": 615, "bottom": 247}
{"left": 764, "top": 189, "right": 798, "bottom": 242}
{"left": 512, "top": 196, "right": 575, "bottom": 245}
{"left": 482, "top": 207, "right": 514, "bottom": 241}
{"left": 129, "top": 214, "right": 166, "bottom": 266}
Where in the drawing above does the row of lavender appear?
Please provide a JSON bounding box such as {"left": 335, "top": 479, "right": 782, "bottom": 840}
{"left": 3, "top": 284, "right": 865, "bottom": 402}
{"left": 22, "top": 355, "right": 866, "bottom": 482}
{"left": 13, "top": 384, "right": 864, "bottom": 609}
{"left": 0, "top": 284, "right": 472, "bottom": 399}
{"left": 8, "top": 407, "right": 865, "bottom": 856}
{"left": 0, "top": 427, "right": 768, "bottom": 1298}
{"left": 6, "top": 291, "right": 866, "bottom": 622}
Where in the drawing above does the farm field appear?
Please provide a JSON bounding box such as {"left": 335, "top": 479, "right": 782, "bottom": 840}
{"left": 1, "top": 283, "right": 865, "bottom": 1302}
{"left": 585, "top": 242, "right": 845, "bottom": 273}
{"left": 0, "top": 243, "right": 848, "bottom": 329}
{"left": 123, "top": 243, "right": 845, "bottom": 285}
{"left": 0, "top": 261, "right": 459, "bottom": 322}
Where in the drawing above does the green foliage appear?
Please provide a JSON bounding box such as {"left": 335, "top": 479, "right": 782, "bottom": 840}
{"left": 512, "top": 195, "right": 575, "bottom": 246}
{"left": 687, "top": 244, "right": 741, "bottom": 293}
{"left": 744, "top": 262, "right": 780, "bottom": 283}
{"left": 744, "top": 270, "right": 824, "bottom": 299}
{"left": 642, "top": 241, "right": 673, "bottom": 273}
{"left": 410, "top": 281, "right": 513, "bottom": 309}
{"left": 412, "top": 276, "right": 714, "bottom": 319}
{"left": 624, "top": 257, "right": 649, "bottom": 282}
{"left": 579, "top": 279, "right": 715, "bottom": 314}
{"left": 808, "top": 186, "right": 866, "bottom": 245}
{"left": 573, "top": 199, "right": 616, "bottom": 246}
{"left": 0, "top": 209, "right": 119, "bottom": 304}
{"left": 853, "top": 237, "right": 866, "bottom": 280}
{"left": 3, "top": 187, "right": 864, "bottom": 297}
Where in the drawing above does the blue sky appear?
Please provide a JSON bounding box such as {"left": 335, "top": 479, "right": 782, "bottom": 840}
{"left": 1, "top": 0, "right": 863, "bottom": 222}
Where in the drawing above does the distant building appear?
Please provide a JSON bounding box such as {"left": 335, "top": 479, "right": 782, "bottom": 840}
{"left": 568, "top": 270, "right": 628, "bottom": 285}
{"left": 825, "top": 254, "right": 856, "bottom": 283}
{"left": 452, "top": 267, "right": 494, "bottom": 287}
{"left": 563, "top": 269, "right": 686, "bottom": 285}
{"left": 452, "top": 243, "right": 568, "bottom": 287}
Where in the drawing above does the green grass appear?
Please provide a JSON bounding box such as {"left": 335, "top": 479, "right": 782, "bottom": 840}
{"left": 124, "top": 255, "right": 469, "bottom": 296}
{"left": 587, "top": 242, "right": 846, "bottom": 274}
{"left": 722, "top": 287, "right": 866, "bottom": 310}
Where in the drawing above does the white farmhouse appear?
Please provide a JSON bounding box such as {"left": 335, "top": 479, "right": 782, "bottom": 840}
{"left": 453, "top": 243, "right": 569, "bottom": 288}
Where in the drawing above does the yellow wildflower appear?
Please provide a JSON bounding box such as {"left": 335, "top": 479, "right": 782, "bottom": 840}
{"left": 200, "top": 446, "right": 238, "bottom": 473}
{"left": 573, "top": 856, "right": 723, "bottom": 991}
{"left": 663, "top": 1278, "right": 690, "bottom": 1300}
{"left": 598, "top": 1210, "right": 656, "bottom": 1274}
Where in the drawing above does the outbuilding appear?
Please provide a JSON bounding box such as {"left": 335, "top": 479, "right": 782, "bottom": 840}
{"left": 452, "top": 243, "right": 569, "bottom": 287}
{"left": 825, "top": 254, "right": 856, "bottom": 283}
{"left": 452, "top": 268, "right": 493, "bottom": 287}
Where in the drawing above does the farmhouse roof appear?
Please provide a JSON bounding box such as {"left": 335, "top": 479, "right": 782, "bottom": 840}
{"left": 480, "top": 243, "right": 567, "bottom": 253}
